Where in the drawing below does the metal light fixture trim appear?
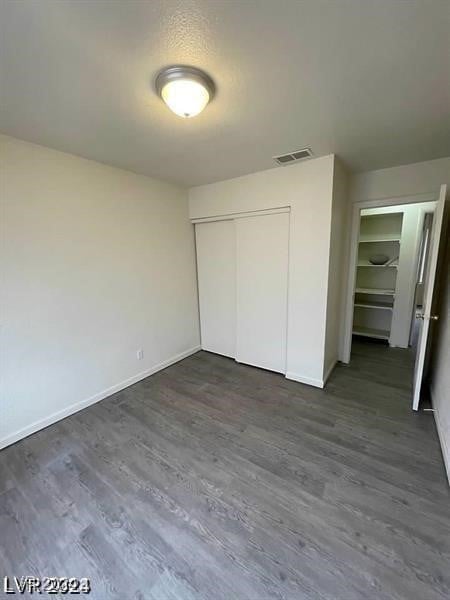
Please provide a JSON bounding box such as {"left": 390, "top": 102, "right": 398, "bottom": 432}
{"left": 155, "top": 65, "right": 215, "bottom": 118}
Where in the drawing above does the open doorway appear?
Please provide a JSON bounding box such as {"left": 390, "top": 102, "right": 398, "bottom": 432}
{"left": 342, "top": 185, "right": 447, "bottom": 411}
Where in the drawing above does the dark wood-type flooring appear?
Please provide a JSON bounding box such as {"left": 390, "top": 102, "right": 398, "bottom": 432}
{"left": 1, "top": 339, "right": 449, "bottom": 599}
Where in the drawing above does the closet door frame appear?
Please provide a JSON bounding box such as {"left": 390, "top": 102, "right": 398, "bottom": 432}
{"left": 342, "top": 192, "right": 437, "bottom": 364}
{"left": 193, "top": 206, "right": 291, "bottom": 372}
{"left": 191, "top": 206, "right": 290, "bottom": 225}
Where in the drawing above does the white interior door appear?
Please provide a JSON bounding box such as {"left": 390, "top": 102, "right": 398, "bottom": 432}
{"left": 195, "top": 220, "right": 236, "bottom": 357}
{"left": 412, "top": 184, "right": 447, "bottom": 410}
{"left": 235, "top": 212, "right": 289, "bottom": 373}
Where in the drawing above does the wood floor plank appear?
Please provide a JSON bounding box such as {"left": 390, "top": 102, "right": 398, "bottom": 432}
{"left": 1, "top": 338, "right": 449, "bottom": 599}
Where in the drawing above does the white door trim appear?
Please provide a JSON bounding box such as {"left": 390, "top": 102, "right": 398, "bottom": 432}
{"left": 191, "top": 206, "right": 290, "bottom": 224}
{"left": 342, "top": 191, "right": 438, "bottom": 364}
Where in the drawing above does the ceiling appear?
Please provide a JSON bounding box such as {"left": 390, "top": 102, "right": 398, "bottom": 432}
{"left": 1, "top": 0, "right": 449, "bottom": 186}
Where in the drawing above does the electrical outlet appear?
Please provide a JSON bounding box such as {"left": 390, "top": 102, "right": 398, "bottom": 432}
{"left": 137, "top": 349, "right": 144, "bottom": 360}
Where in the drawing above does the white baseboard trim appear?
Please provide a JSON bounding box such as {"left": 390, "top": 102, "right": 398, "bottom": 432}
{"left": 323, "top": 360, "right": 337, "bottom": 386}
{"left": 431, "top": 388, "right": 450, "bottom": 486}
{"left": 0, "top": 345, "right": 201, "bottom": 451}
{"left": 285, "top": 371, "right": 324, "bottom": 389}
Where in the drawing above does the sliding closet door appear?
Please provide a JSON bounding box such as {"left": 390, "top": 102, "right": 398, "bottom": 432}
{"left": 195, "top": 220, "right": 236, "bottom": 357}
{"left": 236, "top": 212, "right": 289, "bottom": 373}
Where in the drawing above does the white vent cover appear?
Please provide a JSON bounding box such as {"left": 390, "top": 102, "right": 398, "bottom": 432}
{"left": 273, "top": 148, "right": 313, "bottom": 166}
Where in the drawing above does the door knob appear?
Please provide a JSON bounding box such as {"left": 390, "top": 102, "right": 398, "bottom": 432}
{"left": 415, "top": 313, "right": 439, "bottom": 321}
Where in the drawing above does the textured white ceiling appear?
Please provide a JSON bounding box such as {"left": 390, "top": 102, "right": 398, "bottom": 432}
{"left": 1, "top": 0, "right": 449, "bottom": 186}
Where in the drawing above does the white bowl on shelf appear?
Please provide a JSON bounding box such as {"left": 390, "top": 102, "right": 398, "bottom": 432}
{"left": 369, "top": 254, "right": 389, "bottom": 265}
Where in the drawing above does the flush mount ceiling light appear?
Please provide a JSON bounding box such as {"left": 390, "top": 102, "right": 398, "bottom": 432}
{"left": 155, "top": 65, "right": 215, "bottom": 118}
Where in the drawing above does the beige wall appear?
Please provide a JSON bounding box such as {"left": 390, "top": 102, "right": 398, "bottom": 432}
{"left": 324, "top": 157, "right": 350, "bottom": 375}
{"left": 430, "top": 219, "right": 450, "bottom": 483}
{"left": 350, "top": 157, "right": 450, "bottom": 202}
{"left": 189, "top": 155, "right": 338, "bottom": 387}
{"left": 0, "top": 135, "right": 200, "bottom": 448}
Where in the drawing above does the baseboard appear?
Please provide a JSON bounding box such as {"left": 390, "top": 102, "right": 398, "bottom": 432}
{"left": 285, "top": 371, "right": 324, "bottom": 389}
{"left": 0, "top": 345, "right": 201, "bottom": 451}
{"left": 431, "top": 387, "right": 450, "bottom": 486}
{"left": 323, "top": 360, "right": 337, "bottom": 386}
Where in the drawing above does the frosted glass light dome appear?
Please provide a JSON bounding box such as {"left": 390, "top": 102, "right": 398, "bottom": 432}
{"left": 155, "top": 66, "right": 215, "bottom": 119}
{"left": 161, "top": 78, "right": 210, "bottom": 118}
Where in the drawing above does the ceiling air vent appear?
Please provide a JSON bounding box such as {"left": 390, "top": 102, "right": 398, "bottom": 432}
{"left": 273, "top": 147, "right": 313, "bottom": 166}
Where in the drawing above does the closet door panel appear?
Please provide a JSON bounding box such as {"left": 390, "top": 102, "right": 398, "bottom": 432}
{"left": 236, "top": 212, "right": 289, "bottom": 373}
{"left": 195, "top": 220, "right": 236, "bottom": 357}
